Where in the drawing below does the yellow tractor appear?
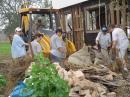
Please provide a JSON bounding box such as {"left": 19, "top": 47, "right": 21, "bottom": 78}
{"left": 19, "top": 8, "right": 76, "bottom": 58}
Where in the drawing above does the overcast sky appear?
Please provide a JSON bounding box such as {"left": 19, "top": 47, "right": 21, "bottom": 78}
{"left": 52, "top": 0, "right": 88, "bottom": 9}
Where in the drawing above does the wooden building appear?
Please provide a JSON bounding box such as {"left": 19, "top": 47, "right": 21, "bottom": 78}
{"left": 53, "top": 0, "right": 130, "bottom": 50}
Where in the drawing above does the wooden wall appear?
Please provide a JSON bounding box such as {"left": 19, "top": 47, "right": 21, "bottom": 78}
{"left": 58, "top": 0, "right": 129, "bottom": 49}
{"left": 59, "top": 5, "right": 84, "bottom": 50}
{"left": 71, "top": 6, "right": 84, "bottom": 50}
{"left": 109, "top": 0, "right": 128, "bottom": 28}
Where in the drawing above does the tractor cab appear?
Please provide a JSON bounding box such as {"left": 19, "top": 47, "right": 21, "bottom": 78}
{"left": 19, "top": 8, "right": 59, "bottom": 42}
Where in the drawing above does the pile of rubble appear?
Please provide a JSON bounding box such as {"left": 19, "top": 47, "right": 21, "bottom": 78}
{"left": 57, "top": 46, "right": 130, "bottom": 97}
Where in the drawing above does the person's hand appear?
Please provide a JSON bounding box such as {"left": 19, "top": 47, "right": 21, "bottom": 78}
{"left": 112, "top": 41, "right": 117, "bottom": 49}
{"left": 25, "top": 43, "right": 29, "bottom": 46}
{"left": 107, "top": 46, "right": 111, "bottom": 51}
{"left": 93, "top": 45, "right": 98, "bottom": 50}
{"left": 22, "top": 43, "right": 28, "bottom": 47}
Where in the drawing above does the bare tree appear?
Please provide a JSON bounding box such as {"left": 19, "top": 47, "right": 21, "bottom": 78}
{"left": 0, "top": 0, "right": 22, "bottom": 34}
{"left": 30, "top": 0, "right": 52, "bottom": 8}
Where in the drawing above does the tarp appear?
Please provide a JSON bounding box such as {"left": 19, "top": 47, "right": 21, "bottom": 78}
{"left": 22, "top": 15, "right": 29, "bottom": 33}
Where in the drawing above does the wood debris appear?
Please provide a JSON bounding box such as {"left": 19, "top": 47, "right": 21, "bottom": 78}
{"left": 59, "top": 46, "right": 130, "bottom": 97}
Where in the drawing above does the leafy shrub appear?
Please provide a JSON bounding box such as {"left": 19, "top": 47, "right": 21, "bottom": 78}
{"left": 25, "top": 53, "right": 70, "bottom": 97}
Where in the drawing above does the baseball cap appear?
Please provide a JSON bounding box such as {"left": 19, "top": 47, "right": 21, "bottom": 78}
{"left": 15, "top": 27, "right": 22, "bottom": 32}
{"left": 101, "top": 26, "right": 108, "bottom": 33}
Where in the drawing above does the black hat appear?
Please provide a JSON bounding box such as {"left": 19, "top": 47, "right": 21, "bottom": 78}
{"left": 101, "top": 26, "right": 108, "bottom": 33}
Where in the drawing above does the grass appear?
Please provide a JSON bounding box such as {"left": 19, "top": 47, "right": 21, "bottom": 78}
{"left": 0, "top": 42, "right": 11, "bottom": 60}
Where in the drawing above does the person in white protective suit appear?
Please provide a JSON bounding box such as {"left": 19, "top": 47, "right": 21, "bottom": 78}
{"left": 109, "top": 25, "right": 129, "bottom": 71}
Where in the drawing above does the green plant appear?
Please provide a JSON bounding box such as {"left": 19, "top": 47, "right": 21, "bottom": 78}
{"left": 0, "top": 95, "right": 5, "bottom": 97}
{"left": 26, "top": 53, "right": 70, "bottom": 97}
{"left": 0, "top": 74, "right": 7, "bottom": 89}
{"left": 34, "top": 52, "right": 50, "bottom": 65}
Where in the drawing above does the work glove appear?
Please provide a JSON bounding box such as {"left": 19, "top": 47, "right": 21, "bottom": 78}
{"left": 92, "top": 45, "right": 101, "bottom": 52}
{"left": 107, "top": 46, "right": 111, "bottom": 53}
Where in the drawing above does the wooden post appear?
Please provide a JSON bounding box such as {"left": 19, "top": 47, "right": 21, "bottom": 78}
{"left": 128, "top": 0, "right": 130, "bottom": 28}
{"left": 72, "top": 7, "right": 76, "bottom": 48}
{"left": 122, "top": 0, "right": 127, "bottom": 28}
{"left": 129, "top": 11, "right": 130, "bottom": 29}
{"left": 19, "top": 14, "right": 22, "bottom": 28}
{"left": 71, "top": 7, "right": 74, "bottom": 42}
{"left": 83, "top": 6, "right": 87, "bottom": 45}
{"left": 62, "top": 12, "right": 66, "bottom": 32}
{"left": 29, "top": 14, "right": 34, "bottom": 58}
{"left": 110, "top": 1, "right": 115, "bottom": 25}
{"left": 99, "top": 0, "right": 101, "bottom": 29}
{"left": 59, "top": 11, "right": 64, "bottom": 29}
{"left": 105, "top": 5, "right": 108, "bottom": 26}
{"left": 106, "top": 2, "right": 111, "bottom": 26}
{"left": 122, "top": 9, "right": 126, "bottom": 28}
{"left": 55, "top": 11, "right": 60, "bottom": 28}
{"left": 49, "top": 9, "right": 53, "bottom": 30}
{"left": 116, "top": 1, "right": 120, "bottom": 26}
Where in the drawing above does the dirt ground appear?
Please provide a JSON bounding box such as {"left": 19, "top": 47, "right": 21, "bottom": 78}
{"left": 0, "top": 42, "right": 32, "bottom": 96}
{"left": 0, "top": 55, "right": 32, "bottom": 96}
{"left": 0, "top": 55, "right": 11, "bottom": 62}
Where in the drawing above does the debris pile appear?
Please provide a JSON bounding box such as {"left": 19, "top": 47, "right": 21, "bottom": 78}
{"left": 56, "top": 64, "right": 117, "bottom": 97}
{"left": 67, "top": 46, "right": 110, "bottom": 70}
{"left": 58, "top": 46, "right": 130, "bottom": 97}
